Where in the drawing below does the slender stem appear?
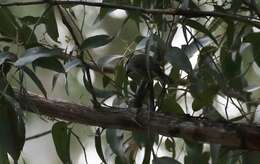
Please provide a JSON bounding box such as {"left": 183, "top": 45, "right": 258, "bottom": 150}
{"left": 1, "top": 1, "right": 260, "bottom": 28}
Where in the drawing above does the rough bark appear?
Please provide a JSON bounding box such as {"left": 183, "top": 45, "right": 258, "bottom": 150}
{"left": 16, "top": 92, "right": 260, "bottom": 151}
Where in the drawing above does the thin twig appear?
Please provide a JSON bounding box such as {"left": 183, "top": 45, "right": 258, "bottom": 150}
{"left": 1, "top": 1, "right": 260, "bottom": 28}
{"left": 26, "top": 130, "right": 51, "bottom": 141}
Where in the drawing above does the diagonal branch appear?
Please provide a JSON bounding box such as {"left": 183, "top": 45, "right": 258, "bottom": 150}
{"left": 1, "top": 0, "right": 260, "bottom": 28}
{"left": 16, "top": 91, "right": 260, "bottom": 151}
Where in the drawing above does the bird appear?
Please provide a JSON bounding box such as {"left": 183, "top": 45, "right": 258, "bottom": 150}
{"left": 126, "top": 53, "right": 168, "bottom": 82}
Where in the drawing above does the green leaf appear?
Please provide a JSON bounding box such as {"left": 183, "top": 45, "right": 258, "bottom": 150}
{"left": 52, "top": 122, "right": 72, "bottom": 164}
{"left": 15, "top": 47, "right": 62, "bottom": 67}
{"left": 80, "top": 35, "right": 114, "bottom": 50}
{"left": 0, "top": 7, "right": 18, "bottom": 38}
{"left": 95, "top": 129, "right": 107, "bottom": 164}
{"left": 165, "top": 47, "right": 192, "bottom": 73}
{"left": 160, "top": 95, "right": 184, "bottom": 114}
{"left": 183, "top": 19, "right": 218, "bottom": 45}
{"left": 44, "top": 8, "right": 59, "bottom": 41}
{"left": 32, "top": 57, "right": 65, "bottom": 73}
{"left": 52, "top": 73, "right": 59, "bottom": 91}
{"left": 64, "top": 58, "right": 82, "bottom": 72}
{"left": 97, "top": 55, "right": 122, "bottom": 69}
{"left": 18, "top": 25, "right": 38, "bottom": 48}
{"left": 21, "top": 66, "right": 47, "bottom": 98}
{"left": 152, "top": 157, "right": 181, "bottom": 164}
{"left": 0, "top": 96, "right": 25, "bottom": 162}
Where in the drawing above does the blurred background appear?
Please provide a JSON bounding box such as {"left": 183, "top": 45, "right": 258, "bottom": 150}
{"left": 2, "top": 0, "right": 260, "bottom": 163}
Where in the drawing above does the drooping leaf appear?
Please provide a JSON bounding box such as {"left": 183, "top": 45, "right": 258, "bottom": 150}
{"left": 152, "top": 157, "right": 181, "bottom": 164}
{"left": 95, "top": 129, "right": 107, "bottom": 164}
{"left": 97, "top": 55, "right": 123, "bottom": 69}
{"left": 0, "top": 7, "right": 19, "bottom": 38}
{"left": 18, "top": 24, "right": 38, "bottom": 48}
{"left": 52, "top": 122, "right": 72, "bottom": 164}
{"left": 64, "top": 58, "right": 82, "bottom": 72}
{"left": 183, "top": 19, "right": 218, "bottom": 45}
{"left": 165, "top": 47, "right": 192, "bottom": 73}
{"left": 32, "top": 57, "right": 65, "bottom": 73}
{"left": 21, "top": 66, "right": 47, "bottom": 98}
{"left": 0, "top": 94, "right": 25, "bottom": 162}
{"left": 15, "top": 47, "right": 62, "bottom": 67}
{"left": 80, "top": 35, "right": 114, "bottom": 50}
{"left": 52, "top": 73, "right": 59, "bottom": 91}
{"left": 44, "top": 8, "right": 59, "bottom": 41}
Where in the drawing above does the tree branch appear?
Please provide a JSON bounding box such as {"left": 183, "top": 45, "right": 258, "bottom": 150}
{"left": 16, "top": 91, "right": 260, "bottom": 151}
{"left": 1, "top": 0, "right": 260, "bottom": 28}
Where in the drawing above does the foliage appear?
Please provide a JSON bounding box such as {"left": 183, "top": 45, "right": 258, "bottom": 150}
{"left": 0, "top": 0, "right": 260, "bottom": 163}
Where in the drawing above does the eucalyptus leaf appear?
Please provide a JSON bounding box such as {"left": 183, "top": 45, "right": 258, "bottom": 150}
{"left": 0, "top": 7, "right": 18, "bottom": 38}
{"left": 21, "top": 66, "right": 47, "bottom": 98}
{"left": 33, "top": 57, "right": 65, "bottom": 73}
{"left": 52, "top": 122, "right": 72, "bottom": 164}
{"left": 183, "top": 19, "right": 218, "bottom": 45}
{"left": 64, "top": 58, "right": 82, "bottom": 72}
{"left": 95, "top": 129, "right": 107, "bottom": 164}
{"left": 0, "top": 96, "right": 25, "bottom": 162}
{"left": 80, "top": 35, "right": 114, "bottom": 50}
{"left": 97, "top": 55, "right": 122, "bottom": 68}
{"left": 52, "top": 73, "right": 59, "bottom": 91}
{"left": 15, "top": 47, "right": 62, "bottom": 67}
{"left": 44, "top": 8, "right": 59, "bottom": 41}
{"left": 18, "top": 25, "right": 38, "bottom": 48}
